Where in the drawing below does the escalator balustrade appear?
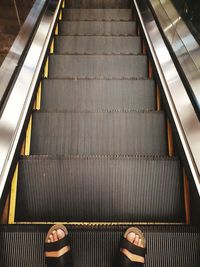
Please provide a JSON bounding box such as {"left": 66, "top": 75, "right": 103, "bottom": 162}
{"left": 0, "top": 0, "right": 199, "bottom": 266}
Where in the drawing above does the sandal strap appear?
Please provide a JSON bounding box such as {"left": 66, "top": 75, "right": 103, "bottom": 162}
{"left": 45, "top": 250, "right": 73, "bottom": 267}
{"left": 121, "top": 237, "right": 147, "bottom": 258}
{"left": 117, "top": 252, "right": 144, "bottom": 267}
{"left": 45, "top": 235, "right": 70, "bottom": 252}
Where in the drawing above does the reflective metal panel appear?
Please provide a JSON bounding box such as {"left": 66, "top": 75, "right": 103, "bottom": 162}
{"left": 0, "top": 0, "right": 63, "bottom": 200}
{"left": 134, "top": 0, "right": 200, "bottom": 194}
{"left": 150, "top": 0, "right": 200, "bottom": 115}
{"left": 0, "top": 0, "right": 46, "bottom": 110}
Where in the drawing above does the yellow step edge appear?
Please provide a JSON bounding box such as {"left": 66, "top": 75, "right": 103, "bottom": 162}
{"left": 13, "top": 222, "right": 185, "bottom": 225}
{"left": 8, "top": 164, "right": 19, "bottom": 224}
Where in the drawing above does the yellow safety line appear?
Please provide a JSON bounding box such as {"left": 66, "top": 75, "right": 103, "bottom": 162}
{"left": 156, "top": 85, "right": 161, "bottom": 111}
{"left": 8, "top": 164, "right": 19, "bottom": 224}
{"left": 167, "top": 119, "right": 174, "bottom": 156}
{"left": 33, "top": 101, "right": 36, "bottom": 110}
{"left": 20, "top": 141, "right": 25, "bottom": 155}
{"left": 59, "top": 9, "right": 63, "bottom": 20}
{"left": 44, "top": 57, "right": 49, "bottom": 78}
{"left": 183, "top": 169, "right": 191, "bottom": 224}
{"left": 14, "top": 221, "right": 185, "bottom": 225}
{"left": 50, "top": 38, "right": 55, "bottom": 54}
{"left": 62, "top": 0, "right": 65, "bottom": 8}
{"left": 25, "top": 115, "right": 32, "bottom": 156}
{"left": 35, "top": 82, "right": 42, "bottom": 110}
{"left": 55, "top": 24, "right": 59, "bottom": 35}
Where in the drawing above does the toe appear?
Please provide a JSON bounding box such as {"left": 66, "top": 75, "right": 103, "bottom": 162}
{"left": 127, "top": 232, "right": 136, "bottom": 243}
{"left": 134, "top": 235, "right": 139, "bottom": 246}
{"left": 138, "top": 238, "right": 142, "bottom": 247}
{"left": 57, "top": 229, "right": 65, "bottom": 240}
{"left": 49, "top": 234, "right": 54, "bottom": 243}
{"left": 52, "top": 230, "right": 58, "bottom": 242}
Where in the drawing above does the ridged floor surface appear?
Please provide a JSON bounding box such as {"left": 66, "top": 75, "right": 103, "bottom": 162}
{"left": 41, "top": 79, "right": 156, "bottom": 111}
{"left": 65, "top": 0, "right": 132, "bottom": 8}
{"left": 15, "top": 156, "right": 184, "bottom": 222}
{"left": 30, "top": 112, "right": 167, "bottom": 156}
{"left": 62, "top": 9, "right": 133, "bottom": 21}
{"left": 54, "top": 36, "right": 141, "bottom": 54}
{"left": 49, "top": 55, "right": 147, "bottom": 79}
{"left": 59, "top": 21, "right": 136, "bottom": 36}
{"left": 0, "top": 225, "right": 200, "bottom": 267}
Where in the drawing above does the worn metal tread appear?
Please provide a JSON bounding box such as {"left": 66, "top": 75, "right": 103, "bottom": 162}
{"left": 59, "top": 21, "right": 136, "bottom": 36}
{"left": 30, "top": 111, "right": 167, "bottom": 156}
{"left": 49, "top": 55, "right": 147, "bottom": 79}
{"left": 15, "top": 155, "right": 184, "bottom": 222}
{"left": 41, "top": 79, "right": 156, "bottom": 112}
{"left": 65, "top": 0, "right": 132, "bottom": 8}
{"left": 0, "top": 225, "right": 200, "bottom": 267}
{"left": 54, "top": 36, "right": 141, "bottom": 54}
{"left": 62, "top": 9, "right": 133, "bottom": 21}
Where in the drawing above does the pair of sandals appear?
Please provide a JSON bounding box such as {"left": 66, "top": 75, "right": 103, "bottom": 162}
{"left": 45, "top": 225, "right": 146, "bottom": 267}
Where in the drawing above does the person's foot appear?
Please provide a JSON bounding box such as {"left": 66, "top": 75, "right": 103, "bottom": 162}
{"left": 45, "top": 225, "right": 73, "bottom": 267}
{"left": 47, "top": 228, "right": 66, "bottom": 243}
{"left": 121, "top": 229, "right": 145, "bottom": 264}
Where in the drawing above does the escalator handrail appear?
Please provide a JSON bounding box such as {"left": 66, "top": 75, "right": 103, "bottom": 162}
{"left": 0, "top": 0, "right": 47, "bottom": 112}
{"left": 134, "top": 0, "right": 200, "bottom": 196}
{"left": 0, "top": 0, "right": 63, "bottom": 204}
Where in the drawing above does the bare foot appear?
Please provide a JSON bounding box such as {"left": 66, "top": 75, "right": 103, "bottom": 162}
{"left": 47, "top": 228, "right": 66, "bottom": 243}
{"left": 121, "top": 232, "right": 145, "bottom": 263}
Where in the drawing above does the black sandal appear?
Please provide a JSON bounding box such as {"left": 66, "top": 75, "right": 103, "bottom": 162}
{"left": 44, "top": 224, "right": 73, "bottom": 267}
{"left": 117, "top": 227, "right": 147, "bottom": 267}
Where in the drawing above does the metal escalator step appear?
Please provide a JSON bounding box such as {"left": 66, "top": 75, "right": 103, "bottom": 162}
{"left": 59, "top": 21, "right": 136, "bottom": 36}
{"left": 41, "top": 79, "right": 155, "bottom": 111}
{"left": 49, "top": 55, "right": 147, "bottom": 79}
{"left": 62, "top": 9, "right": 133, "bottom": 21}
{"left": 30, "top": 112, "right": 167, "bottom": 156}
{"left": 54, "top": 36, "right": 141, "bottom": 54}
{"left": 16, "top": 156, "right": 184, "bottom": 222}
{"left": 65, "top": 0, "right": 131, "bottom": 8}
{"left": 1, "top": 225, "right": 200, "bottom": 267}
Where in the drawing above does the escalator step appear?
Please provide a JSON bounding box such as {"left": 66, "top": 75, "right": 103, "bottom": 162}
{"left": 62, "top": 9, "right": 133, "bottom": 21}
{"left": 54, "top": 36, "right": 141, "bottom": 54}
{"left": 49, "top": 55, "right": 147, "bottom": 79}
{"left": 41, "top": 79, "right": 155, "bottom": 111}
{"left": 59, "top": 21, "right": 136, "bottom": 36}
{"left": 0, "top": 225, "right": 200, "bottom": 267}
{"left": 30, "top": 112, "right": 167, "bottom": 156}
{"left": 65, "top": 0, "right": 131, "bottom": 9}
{"left": 15, "top": 156, "right": 184, "bottom": 222}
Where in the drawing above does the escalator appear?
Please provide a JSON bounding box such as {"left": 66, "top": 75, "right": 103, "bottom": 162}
{"left": 0, "top": 0, "right": 200, "bottom": 266}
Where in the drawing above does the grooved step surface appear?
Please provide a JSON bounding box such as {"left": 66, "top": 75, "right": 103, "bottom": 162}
{"left": 15, "top": 156, "right": 184, "bottom": 222}
{"left": 63, "top": 9, "right": 133, "bottom": 21}
{"left": 54, "top": 36, "right": 141, "bottom": 54}
{"left": 0, "top": 225, "right": 200, "bottom": 267}
{"left": 65, "top": 0, "right": 131, "bottom": 8}
{"left": 30, "top": 112, "right": 167, "bottom": 156}
{"left": 59, "top": 21, "right": 136, "bottom": 36}
{"left": 41, "top": 79, "right": 156, "bottom": 111}
{"left": 49, "top": 55, "right": 147, "bottom": 79}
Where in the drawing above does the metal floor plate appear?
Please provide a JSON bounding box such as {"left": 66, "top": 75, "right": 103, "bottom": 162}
{"left": 0, "top": 225, "right": 200, "bottom": 267}
{"left": 59, "top": 21, "right": 136, "bottom": 36}
{"left": 62, "top": 9, "right": 133, "bottom": 21}
{"left": 15, "top": 156, "right": 184, "bottom": 222}
{"left": 41, "top": 79, "right": 156, "bottom": 111}
{"left": 49, "top": 55, "right": 147, "bottom": 79}
{"left": 54, "top": 36, "right": 141, "bottom": 55}
{"left": 30, "top": 112, "right": 167, "bottom": 156}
